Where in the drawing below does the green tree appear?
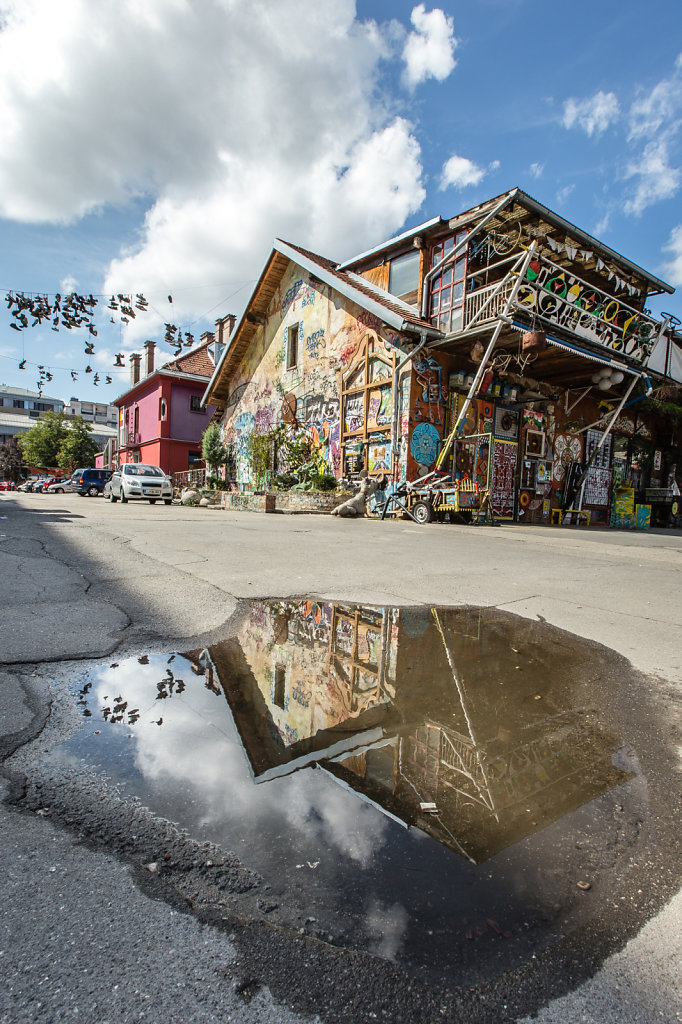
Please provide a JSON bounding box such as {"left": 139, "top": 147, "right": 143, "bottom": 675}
{"left": 18, "top": 411, "right": 70, "bottom": 467}
{"left": 201, "top": 423, "right": 227, "bottom": 480}
{"left": 0, "top": 437, "right": 25, "bottom": 482}
{"left": 57, "top": 418, "right": 99, "bottom": 470}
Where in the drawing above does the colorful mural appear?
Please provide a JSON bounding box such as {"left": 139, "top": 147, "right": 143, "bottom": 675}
{"left": 409, "top": 422, "right": 441, "bottom": 468}
{"left": 219, "top": 262, "right": 412, "bottom": 487}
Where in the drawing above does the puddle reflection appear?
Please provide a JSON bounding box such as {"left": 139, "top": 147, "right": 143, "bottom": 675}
{"left": 60, "top": 600, "right": 647, "bottom": 983}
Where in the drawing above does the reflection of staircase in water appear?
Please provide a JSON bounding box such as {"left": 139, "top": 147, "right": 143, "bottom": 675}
{"left": 438, "top": 728, "right": 495, "bottom": 814}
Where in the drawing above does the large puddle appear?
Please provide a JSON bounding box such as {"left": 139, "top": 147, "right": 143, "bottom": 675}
{"left": 53, "top": 601, "right": 649, "bottom": 985}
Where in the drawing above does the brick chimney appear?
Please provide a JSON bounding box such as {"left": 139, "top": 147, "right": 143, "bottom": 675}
{"left": 130, "top": 353, "right": 141, "bottom": 387}
{"left": 212, "top": 315, "right": 236, "bottom": 366}
{"left": 215, "top": 314, "right": 236, "bottom": 346}
{"left": 144, "top": 340, "right": 155, "bottom": 377}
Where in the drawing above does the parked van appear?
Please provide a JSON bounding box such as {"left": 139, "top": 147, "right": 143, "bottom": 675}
{"left": 74, "top": 468, "right": 114, "bottom": 496}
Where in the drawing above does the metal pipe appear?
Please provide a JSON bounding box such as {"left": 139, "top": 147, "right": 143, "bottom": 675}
{"left": 419, "top": 191, "right": 518, "bottom": 318}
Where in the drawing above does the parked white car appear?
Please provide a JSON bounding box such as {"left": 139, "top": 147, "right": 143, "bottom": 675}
{"left": 108, "top": 464, "right": 174, "bottom": 505}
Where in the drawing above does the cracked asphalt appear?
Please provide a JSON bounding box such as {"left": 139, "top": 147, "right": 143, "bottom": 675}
{"left": 1, "top": 492, "right": 681, "bottom": 1024}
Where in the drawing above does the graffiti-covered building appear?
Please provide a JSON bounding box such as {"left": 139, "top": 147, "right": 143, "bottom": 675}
{"left": 203, "top": 239, "right": 441, "bottom": 486}
{"left": 204, "top": 188, "right": 682, "bottom": 527}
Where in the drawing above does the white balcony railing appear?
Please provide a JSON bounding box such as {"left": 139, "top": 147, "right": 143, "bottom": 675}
{"left": 464, "top": 279, "right": 514, "bottom": 329}
{"left": 445, "top": 252, "right": 666, "bottom": 366}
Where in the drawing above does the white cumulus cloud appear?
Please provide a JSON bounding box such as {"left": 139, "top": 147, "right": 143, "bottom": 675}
{"left": 628, "top": 53, "right": 682, "bottom": 140}
{"left": 562, "top": 90, "right": 620, "bottom": 137}
{"left": 623, "top": 139, "right": 681, "bottom": 215}
{"left": 662, "top": 224, "right": 682, "bottom": 287}
{"left": 556, "top": 183, "right": 576, "bottom": 205}
{"left": 0, "top": 0, "right": 437, "bottom": 340}
{"left": 439, "top": 154, "right": 487, "bottom": 190}
{"left": 402, "top": 4, "right": 457, "bottom": 89}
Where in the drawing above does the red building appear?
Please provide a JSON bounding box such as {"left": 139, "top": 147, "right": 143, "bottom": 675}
{"left": 112, "top": 324, "right": 232, "bottom": 476}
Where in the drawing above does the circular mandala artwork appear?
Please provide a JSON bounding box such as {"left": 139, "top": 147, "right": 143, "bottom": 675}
{"left": 409, "top": 422, "right": 441, "bottom": 467}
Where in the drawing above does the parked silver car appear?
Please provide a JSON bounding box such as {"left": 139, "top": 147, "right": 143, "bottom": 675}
{"left": 47, "top": 473, "right": 79, "bottom": 494}
{"left": 108, "top": 464, "right": 174, "bottom": 505}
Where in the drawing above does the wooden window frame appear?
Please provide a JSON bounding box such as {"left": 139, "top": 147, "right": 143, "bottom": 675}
{"left": 340, "top": 331, "right": 396, "bottom": 477}
{"left": 286, "top": 323, "right": 299, "bottom": 370}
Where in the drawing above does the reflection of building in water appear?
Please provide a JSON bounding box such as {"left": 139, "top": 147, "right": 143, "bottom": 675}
{"left": 196, "top": 601, "right": 633, "bottom": 863}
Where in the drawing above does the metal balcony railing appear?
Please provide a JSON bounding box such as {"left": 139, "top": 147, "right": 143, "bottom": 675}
{"left": 431, "top": 249, "right": 667, "bottom": 366}
{"left": 508, "top": 252, "right": 665, "bottom": 363}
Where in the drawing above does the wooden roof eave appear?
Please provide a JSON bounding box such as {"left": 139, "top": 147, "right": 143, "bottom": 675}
{"left": 507, "top": 191, "right": 673, "bottom": 295}
{"left": 203, "top": 249, "right": 290, "bottom": 406}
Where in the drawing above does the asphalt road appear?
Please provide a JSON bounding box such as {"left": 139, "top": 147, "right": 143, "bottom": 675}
{"left": 1, "top": 491, "right": 681, "bottom": 1024}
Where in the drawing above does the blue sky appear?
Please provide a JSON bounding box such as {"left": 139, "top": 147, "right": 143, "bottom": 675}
{"left": 1, "top": 0, "right": 681, "bottom": 404}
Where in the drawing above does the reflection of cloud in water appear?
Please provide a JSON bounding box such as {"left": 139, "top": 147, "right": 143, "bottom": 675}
{"left": 89, "top": 658, "right": 388, "bottom": 864}
{"left": 281, "top": 772, "right": 388, "bottom": 866}
{"left": 365, "top": 899, "right": 409, "bottom": 960}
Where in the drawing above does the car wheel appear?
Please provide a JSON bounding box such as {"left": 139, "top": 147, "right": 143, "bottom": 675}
{"left": 55, "top": 487, "right": 64, "bottom": 494}
{"left": 108, "top": 491, "right": 117, "bottom": 503}
{"left": 149, "top": 499, "right": 157, "bottom": 504}
{"left": 411, "top": 499, "right": 433, "bottom": 524}
{"left": 88, "top": 486, "right": 99, "bottom": 497}
{"left": 121, "top": 491, "right": 128, "bottom": 503}
{"left": 164, "top": 499, "right": 172, "bottom": 506}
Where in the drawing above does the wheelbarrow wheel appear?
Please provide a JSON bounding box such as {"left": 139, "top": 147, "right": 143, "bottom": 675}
{"left": 411, "top": 499, "right": 433, "bottom": 524}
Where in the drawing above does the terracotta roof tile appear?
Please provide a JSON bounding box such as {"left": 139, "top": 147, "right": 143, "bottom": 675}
{"left": 280, "top": 240, "right": 437, "bottom": 332}
{"left": 161, "top": 339, "right": 215, "bottom": 378}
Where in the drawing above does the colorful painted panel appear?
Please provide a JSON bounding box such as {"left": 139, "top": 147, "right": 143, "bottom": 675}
{"left": 368, "top": 437, "right": 392, "bottom": 473}
{"left": 490, "top": 439, "right": 518, "bottom": 520}
{"left": 367, "top": 385, "right": 392, "bottom": 431}
{"left": 536, "top": 460, "right": 552, "bottom": 485}
{"left": 368, "top": 356, "right": 392, "bottom": 382}
{"left": 409, "top": 422, "right": 441, "bottom": 469}
{"left": 344, "top": 392, "right": 364, "bottom": 434}
{"left": 611, "top": 486, "right": 635, "bottom": 528}
{"left": 455, "top": 432, "right": 491, "bottom": 489}
{"left": 477, "top": 399, "right": 494, "bottom": 435}
{"left": 494, "top": 405, "right": 519, "bottom": 441}
{"left": 344, "top": 440, "right": 364, "bottom": 475}
{"left": 635, "top": 504, "right": 651, "bottom": 530}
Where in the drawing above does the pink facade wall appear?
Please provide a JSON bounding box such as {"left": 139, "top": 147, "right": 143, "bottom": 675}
{"left": 169, "top": 381, "right": 213, "bottom": 440}
{"left": 116, "top": 375, "right": 214, "bottom": 474}
{"left": 124, "top": 384, "right": 160, "bottom": 442}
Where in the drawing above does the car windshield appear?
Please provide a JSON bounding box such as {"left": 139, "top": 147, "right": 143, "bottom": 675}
{"left": 123, "top": 465, "right": 164, "bottom": 477}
